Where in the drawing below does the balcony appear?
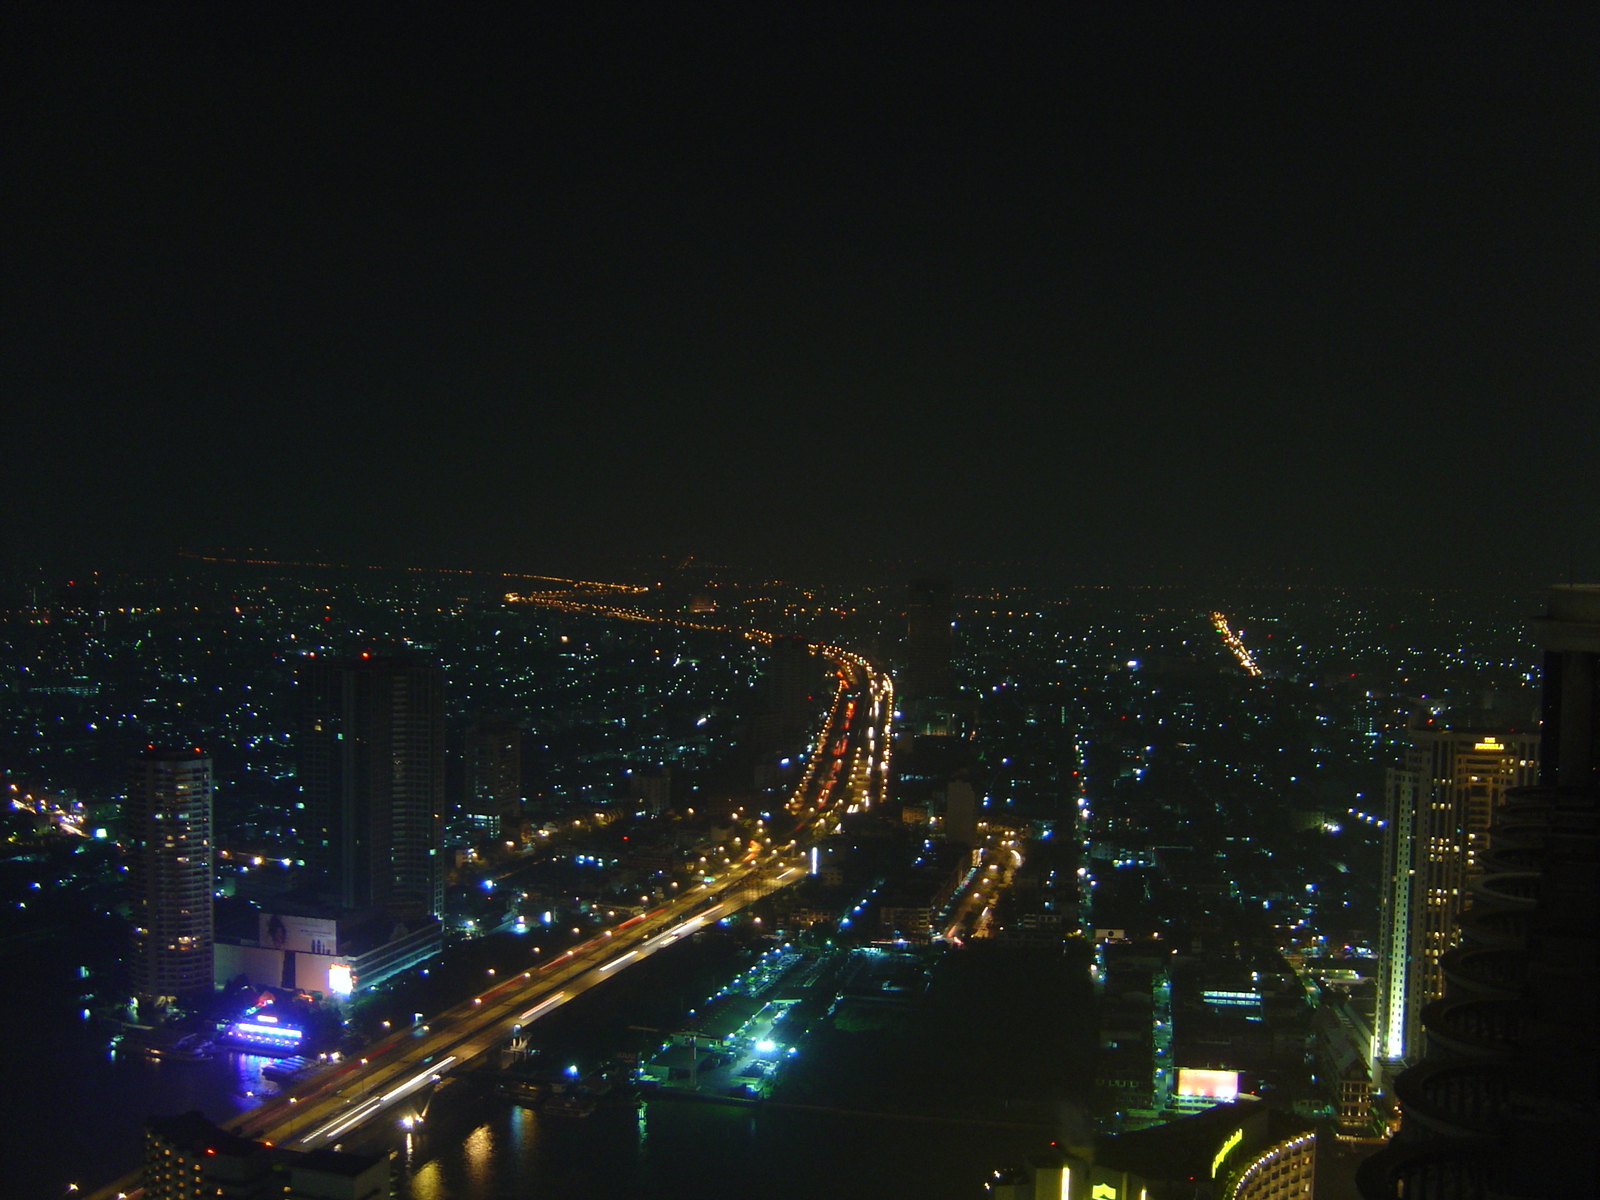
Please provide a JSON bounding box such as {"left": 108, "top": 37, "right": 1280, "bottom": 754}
{"left": 1458, "top": 907, "right": 1527, "bottom": 952}
{"left": 1420, "top": 997, "right": 1521, "bottom": 1062}
{"left": 1467, "top": 872, "right": 1540, "bottom": 910}
{"left": 1439, "top": 946, "right": 1525, "bottom": 1002}
{"left": 1477, "top": 846, "right": 1543, "bottom": 876}
{"left": 1354, "top": 1138, "right": 1495, "bottom": 1200}
{"left": 1392, "top": 1060, "right": 1509, "bottom": 1139}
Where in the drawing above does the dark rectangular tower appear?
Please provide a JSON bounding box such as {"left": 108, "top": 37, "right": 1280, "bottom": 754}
{"left": 904, "top": 578, "right": 954, "bottom": 704}
{"left": 1531, "top": 584, "right": 1600, "bottom": 789}
{"left": 298, "top": 656, "right": 445, "bottom": 922}
{"left": 465, "top": 716, "right": 522, "bottom": 840}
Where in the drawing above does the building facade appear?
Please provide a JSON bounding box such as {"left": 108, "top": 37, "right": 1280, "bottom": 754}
{"left": 298, "top": 656, "right": 445, "bottom": 922}
{"left": 145, "top": 1111, "right": 390, "bottom": 1200}
{"left": 1358, "top": 585, "right": 1600, "bottom": 1199}
{"left": 989, "top": 1102, "right": 1315, "bottom": 1200}
{"left": 1533, "top": 584, "right": 1600, "bottom": 790}
{"left": 128, "top": 748, "right": 215, "bottom": 1004}
{"left": 904, "top": 578, "right": 953, "bottom": 700}
{"left": 1373, "top": 725, "right": 1538, "bottom": 1068}
{"left": 628, "top": 765, "right": 671, "bottom": 816}
{"left": 902, "top": 578, "right": 956, "bottom": 733}
{"left": 748, "top": 635, "right": 827, "bottom": 781}
{"left": 465, "top": 716, "right": 522, "bottom": 840}
{"left": 144, "top": 1111, "right": 275, "bottom": 1200}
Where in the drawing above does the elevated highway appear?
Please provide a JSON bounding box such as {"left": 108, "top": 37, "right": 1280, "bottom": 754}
{"left": 88, "top": 601, "right": 891, "bottom": 1197}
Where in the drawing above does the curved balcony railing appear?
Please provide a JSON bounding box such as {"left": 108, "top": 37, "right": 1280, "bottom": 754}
{"left": 1439, "top": 946, "right": 1525, "bottom": 1002}
{"left": 1484, "top": 821, "right": 1551, "bottom": 853}
{"left": 1354, "top": 1138, "right": 1495, "bottom": 1200}
{"left": 1420, "top": 997, "right": 1521, "bottom": 1061}
{"left": 1501, "top": 785, "right": 1600, "bottom": 811}
{"left": 1459, "top": 907, "right": 1528, "bottom": 951}
{"left": 1478, "top": 846, "right": 1544, "bottom": 876}
{"left": 1468, "top": 872, "right": 1541, "bottom": 910}
{"left": 1392, "top": 1060, "right": 1510, "bottom": 1139}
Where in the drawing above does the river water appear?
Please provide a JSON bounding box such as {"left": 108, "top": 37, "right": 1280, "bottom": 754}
{"left": 389, "top": 1088, "right": 1050, "bottom": 1200}
{"left": 15, "top": 935, "right": 1091, "bottom": 1200}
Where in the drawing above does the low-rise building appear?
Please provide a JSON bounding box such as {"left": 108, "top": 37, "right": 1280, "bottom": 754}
{"left": 144, "top": 1111, "right": 275, "bottom": 1200}
{"left": 285, "top": 1147, "right": 391, "bottom": 1200}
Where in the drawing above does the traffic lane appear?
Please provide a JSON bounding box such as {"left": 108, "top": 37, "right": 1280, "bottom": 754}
{"left": 272, "top": 864, "right": 783, "bottom": 1145}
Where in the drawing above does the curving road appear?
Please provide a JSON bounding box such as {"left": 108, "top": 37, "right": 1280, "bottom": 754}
{"left": 88, "top": 608, "right": 891, "bottom": 1199}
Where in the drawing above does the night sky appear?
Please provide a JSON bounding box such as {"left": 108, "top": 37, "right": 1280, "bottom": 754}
{"left": 6, "top": 5, "right": 1595, "bottom": 584}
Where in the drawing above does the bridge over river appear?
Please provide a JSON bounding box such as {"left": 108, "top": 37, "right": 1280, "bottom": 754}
{"left": 88, "top": 598, "right": 891, "bottom": 1200}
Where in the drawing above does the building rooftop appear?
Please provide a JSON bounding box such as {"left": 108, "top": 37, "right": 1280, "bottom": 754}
{"left": 680, "top": 993, "right": 764, "bottom": 1040}
{"left": 1095, "top": 1100, "right": 1267, "bottom": 1180}
{"left": 146, "top": 1110, "right": 266, "bottom": 1159}
{"left": 293, "top": 1147, "right": 387, "bottom": 1178}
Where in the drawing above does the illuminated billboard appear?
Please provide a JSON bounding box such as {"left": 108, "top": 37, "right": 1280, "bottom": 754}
{"left": 1176, "top": 1068, "right": 1240, "bottom": 1101}
{"left": 327, "top": 963, "right": 355, "bottom": 996}
{"left": 260, "top": 912, "right": 338, "bottom": 955}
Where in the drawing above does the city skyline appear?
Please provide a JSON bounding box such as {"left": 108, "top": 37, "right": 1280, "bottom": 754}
{"left": 2, "top": 559, "right": 1593, "bottom": 1197}
{"left": 3, "top": 5, "right": 1597, "bottom": 1196}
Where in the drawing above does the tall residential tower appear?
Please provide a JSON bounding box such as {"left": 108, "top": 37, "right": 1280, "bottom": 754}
{"left": 1359, "top": 589, "right": 1599, "bottom": 1197}
{"left": 1373, "top": 725, "right": 1538, "bottom": 1067}
{"left": 128, "top": 748, "right": 215, "bottom": 1004}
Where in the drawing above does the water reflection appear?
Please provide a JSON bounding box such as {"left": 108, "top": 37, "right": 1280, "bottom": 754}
{"left": 389, "top": 1093, "right": 1047, "bottom": 1200}
{"left": 463, "top": 1123, "right": 493, "bottom": 1191}
{"left": 406, "top": 1154, "right": 445, "bottom": 1200}
{"left": 232, "top": 1052, "right": 274, "bottom": 1101}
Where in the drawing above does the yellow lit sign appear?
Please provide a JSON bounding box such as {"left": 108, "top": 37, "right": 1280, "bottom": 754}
{"left": 1474, "top": 737, "right": 1504, "bottom": 751}
{"left": 1212, "top": 1128, "right": 1243, "bottom": 1177}
{"left": 1092, "top": 1186, "right": 1119, "bottom": 1200}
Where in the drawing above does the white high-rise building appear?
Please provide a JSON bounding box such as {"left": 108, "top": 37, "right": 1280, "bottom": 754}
{"left": 128, "top": 748, "right": 214, "bottom": 1003}
{"left": 1373, "top": 726, "right": 1538, "bottom": 1069}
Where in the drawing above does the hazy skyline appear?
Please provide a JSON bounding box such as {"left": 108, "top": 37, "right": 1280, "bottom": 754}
{"left": 6, "top": 5, "right": 1595, "bottom": 585}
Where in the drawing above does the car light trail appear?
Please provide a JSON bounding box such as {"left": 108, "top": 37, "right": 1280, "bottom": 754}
{"left": 308, "top": 1098, "right": 382, "bottom": 1143}
{"left": 378, "top": 1055, "right": 457, "bottom": 1105}
{"left": 518, "top": 993, "right": 566, "bottom": 1021}
{"left": 277, "top": 588, "right": 888, "bottom": 1153}
{"left": 1211, "top": 612, "right": 1263, "bottom": 677}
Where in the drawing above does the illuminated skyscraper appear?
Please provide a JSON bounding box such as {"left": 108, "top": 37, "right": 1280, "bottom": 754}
{"left": 1359, "top": 585, "right": 1600, "bottom": 1199}
{"left": 298, "top": 656, "right": 445, "bottom": 922}
{"left": 1373, "top": 726, "right": 1538, "bottom": 1067}
{"left": 128, "top": 748, "right": 214, "bottom": 1004}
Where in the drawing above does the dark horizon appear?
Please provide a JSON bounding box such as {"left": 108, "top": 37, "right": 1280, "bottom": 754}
{"left": 8, "top": 544, "right": 1580, "bottom": 601}
{"left": 6, "top": 5, "right": 1596, "bottom": 587}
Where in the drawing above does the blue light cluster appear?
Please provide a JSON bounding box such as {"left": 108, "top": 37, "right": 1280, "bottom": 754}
{"left": 225, "top": 1010, "right": 304, "bottom": 1049}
